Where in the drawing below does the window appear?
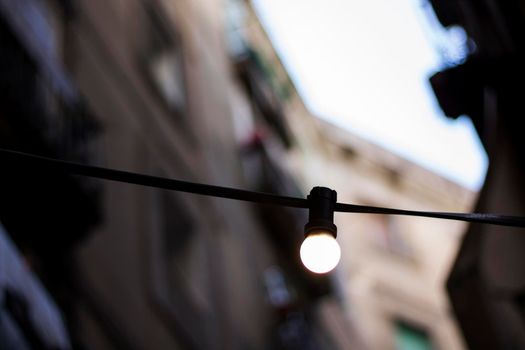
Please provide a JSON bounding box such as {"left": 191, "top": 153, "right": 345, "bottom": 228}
{"left": 146, "top": 188, "right": 206, "bottom": 349}
{"left": 395, "top": 321, "right": 432, "bottom": 350}
{"left": 368, "top": 214, "right": 413, "bottom": 258}
{"left": 225, "top": 0, "right": 249, "bottom": 58}
{"left": 142, "top": 4, "right": 186, "bottom": 117}
{"left": 149, "top": 48, "right": 185, "bottom": 112}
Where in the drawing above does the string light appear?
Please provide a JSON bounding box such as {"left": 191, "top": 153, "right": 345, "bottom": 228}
{"left": 1, "top": 148, "right": 525, "bottom": 275}
{"left": 301, "top": 187, "right": 340, "bottom": 274}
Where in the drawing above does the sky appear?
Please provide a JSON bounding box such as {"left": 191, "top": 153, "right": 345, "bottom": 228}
{"left": 251, "top": 0, "right": 488, "bottom": 191}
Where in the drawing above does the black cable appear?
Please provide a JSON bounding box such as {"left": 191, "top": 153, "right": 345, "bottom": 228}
{"left": 1, "top": 148, "right": 525, "bottom": 227}
{"left": 335, "top": 203, "right": 525, "bottom": 228}
{"left": 0, "top": 148, "right": 309, "bottom": 209}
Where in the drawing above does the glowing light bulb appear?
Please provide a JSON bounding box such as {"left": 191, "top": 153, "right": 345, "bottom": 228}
{"left": 300, "top": 232, "right": 341, "bottom": 274}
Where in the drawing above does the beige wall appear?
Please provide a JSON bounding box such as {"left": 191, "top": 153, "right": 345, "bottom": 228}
{"left": 287, "top": 103, "right": 473, "bottom": 350}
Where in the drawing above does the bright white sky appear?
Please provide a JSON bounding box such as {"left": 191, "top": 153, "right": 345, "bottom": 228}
{"left": 252, "top": 0, "right": 488, "bottom": 190}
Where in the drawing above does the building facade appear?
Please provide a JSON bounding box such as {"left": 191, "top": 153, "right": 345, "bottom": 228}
{"left": 0, "top": 0, "right": 354, "bottom": 349}
{"left": 309, "top": 120, "right": 474, "bottom": 350}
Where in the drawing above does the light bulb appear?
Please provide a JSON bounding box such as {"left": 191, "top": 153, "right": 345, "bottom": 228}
{"left": 300, "top": 232, "right": 341, "bottom": 274}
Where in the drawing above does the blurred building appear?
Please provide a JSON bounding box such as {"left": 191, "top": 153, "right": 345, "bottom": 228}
{"left": 236, "top": 2, "right": 476, "bottom": 349}
{"left": 0, "top": 0, "right": 488, "bottom": 349}
{"left": 428, "top": 0, "right": 525, "bottom": 349}
{"left": 305, "top": 120, "right": 474, "bottom": 350}
{"left": 284, "top": 98, "right": 475, "bottom": 350}
{"left": 0, "top": 0, "right": 358, "bottom": 349}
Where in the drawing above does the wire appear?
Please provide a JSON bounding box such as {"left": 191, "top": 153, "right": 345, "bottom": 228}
{"left": 0, "top": 148, "right": 309, "bottom": 209}
{"left": 2, "top": 148, "right": 525, "bottom": 228}
{"left": 335, "top": 203, "right": 525, "bottom": 228}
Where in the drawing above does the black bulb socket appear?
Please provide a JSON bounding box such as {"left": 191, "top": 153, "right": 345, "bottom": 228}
{"left": 304, "top": 186, "right": 337, "bottom": 238}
